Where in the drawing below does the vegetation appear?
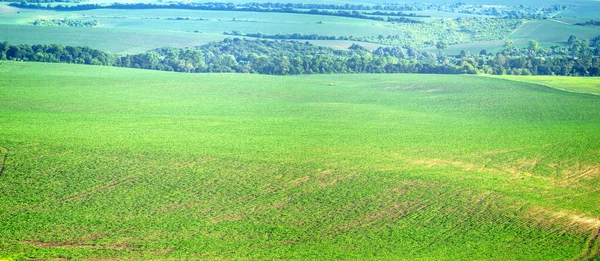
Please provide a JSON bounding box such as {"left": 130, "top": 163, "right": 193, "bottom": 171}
{"left": 2, "top": 35, "right": 600, "bottom": 76}
{"left": 0, "top": 0, "right": 598, "bottom": 259}
{"left": 487, "top": 75, "right": 600, "bottom": 95}
{"left": 0, "top": 62, "right": 598, "bottom": 260}
{"left": 217, "top": 17, "right": 521, "bottom": 48}
{"left": 10, "top": 1, "right": 566, "bottom": 20}
{"left": 576, "top": 20, "right": 600, "bottom": 27}
{"left": 2, "top": 1, "right": 596, "bottom": 55}
{"left": 33, "top": 18, "right": 99, "bottom": 27}
{"left": 381, "top": 18, "right": 522, "bottom": 47}
{"left": 0, "top": 0, "right": 79, "bottom": 2}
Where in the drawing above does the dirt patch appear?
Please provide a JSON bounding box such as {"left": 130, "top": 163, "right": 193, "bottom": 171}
{"left": 525, "top": 207, "right": 600, "bottom": 234}
{"left": 411, "top": 158, "right": 488, "bottom": 173}
{"left": 558, "top": 164, "right": 600, "bottom": 187}
{"left": 290, "top": 176, "right": 311, "bottom": 188}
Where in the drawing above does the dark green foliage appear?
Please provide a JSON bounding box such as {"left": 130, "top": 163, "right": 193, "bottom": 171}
{"left": 0, "top": 42, "right": 114, "bottom": 65}
{"left": 10, "top": 1, "right": 566, "bottom": 19}
{"left": 576, "top": 20, "right": 600, "bottom": 27}
{"left": 363, "top": 11, "right": 430, "bottom": 18}
{"left": 0, "top": 0, "right": 78, "bottom": 2}
{"left": 33, "top": 18, "right": 99, "bottom": 27}
{"left": 1, "top": 36, "right": 599, "bottom": 76}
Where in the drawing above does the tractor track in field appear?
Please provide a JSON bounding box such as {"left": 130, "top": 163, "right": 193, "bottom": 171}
{"left": 418, "top": 193, "right": 493, "bottom": 251}
{"left": 573, "top": 223, "right": 600, "bottom": 261}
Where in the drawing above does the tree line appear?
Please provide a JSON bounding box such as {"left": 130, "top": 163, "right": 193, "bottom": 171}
{"left": 0, "top": 0, "right": 78, "bottom": 2}
{"left": 576, "top": 20, "right": 600, "bottom": 27}
{"left": 1, "top": 36, "right": 599, "bottom": 76}
{"left": 10, "top": 1, "right": 565, "bottom": 20}
{"left": 33, "top": 18, "right": 99, "bottom": 27}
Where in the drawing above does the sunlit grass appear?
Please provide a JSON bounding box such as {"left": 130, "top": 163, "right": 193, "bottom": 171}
{"left": 0, "top": 62, "right": 599, "bottom": 260}
{"left": 488, "top": 75, "right": 600, "bottom": 95}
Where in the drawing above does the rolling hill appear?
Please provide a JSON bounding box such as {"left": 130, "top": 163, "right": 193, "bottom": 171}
{"left": 0, "top": 62, "right": 598, "bottom": 260}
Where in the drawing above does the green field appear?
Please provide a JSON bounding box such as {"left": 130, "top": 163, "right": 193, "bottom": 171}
{"left": 3, "top": 1, "right": 599, "bottom": 55}
{"left": 509, "top": 20, "right": 600, "bottom": 44}
{"left": 488, "top": 75, "right": 600, "bottom": 95}
{"left": 0, "top": 61, "right": 599, "bottom": 260}
{"left": 0, "top": 7, "right": 396, "bottom": 53}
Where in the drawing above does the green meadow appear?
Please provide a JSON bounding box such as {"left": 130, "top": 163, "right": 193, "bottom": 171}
{"left": 0, "top": 61, "right": 599, "bottom": 260}
{"left": 0, "top": 6, "right": 396, "bottom": 53}
{"left": 509, "top": 20, "right": 600, "bottom": 44}
{"left": 489, "top": 75, "right": 600, "bottom": 95}
{"left": 2, "top": 2, "right": 599, "bottom": 55}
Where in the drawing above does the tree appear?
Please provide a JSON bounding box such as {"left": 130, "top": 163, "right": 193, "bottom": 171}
{"left": 436, "top": 41, "right": 447, "bottom": 55}
{"left": 503, "top": 39, "right": 514, "bottom": 54}
{"left": 528, "top": 40, "right": 539, "bottom": 56}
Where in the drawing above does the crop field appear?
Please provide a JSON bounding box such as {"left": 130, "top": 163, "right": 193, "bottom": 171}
{"left": 0, "top": 61, "right": 599, "bottom": 260}
{"left": 509, "top": 20, "right": 600, "bottom": 44}
{"left": 0, "top": 24, "right": 229, "bottom": 54}
{"left": 2, "top": 1, "right": 599, "bottom": 55}
{"left": 488, "top": 75, "right": 600, "bottom": 95}
{"left": 558, "top": 1, "right": 600, "bottom": 21}
{"left": 0, "top": 8, "right": 398, "bottom": 53}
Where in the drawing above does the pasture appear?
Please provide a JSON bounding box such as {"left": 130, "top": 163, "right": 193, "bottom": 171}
{"left": 2, "top": 1, "right": 599, "bottom": 55}
{"left": 0, "top": 7, "right": 397, "bottom": 53}
{"left": 489, "top": 75, "right": 600, "bottom": 95}
{"left": 509, "top": 20, "right": 600, "bottom": 44}
{"left": 0, "top": 61, "right": 599, "bottom": 260}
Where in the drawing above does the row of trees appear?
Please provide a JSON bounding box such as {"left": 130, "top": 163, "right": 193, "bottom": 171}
{"left": 9, "top": 2, "right": 413, "bottom": 22}
{"left": 0, "top": 42, "right": 114, "bottom": 65}
{"left": 33, "top": 18, "right": 99, "bottom": 27}
{"left": 0, "top": 0, "right": 77, "bottom": 2}
{"left": 576, "top": 20, "right": 600, "bottom": 27}
{"left": 380, "top": 2, "right": 567, "bottom": 19}
{"left": 1, "top": 36, "right": 599, "bottom": 76}
{"left": 11, "top": 1, "right": 565, "bottom": 20}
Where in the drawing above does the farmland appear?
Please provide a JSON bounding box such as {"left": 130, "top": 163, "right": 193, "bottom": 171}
{"left": 1, "top": 0, "right": 599, "bottom": 54}
{"left": 0, "top": 61, "right": 599, "bottom": 260}
{"left": 1, "top": 0, "right": 600, "bottom": 259}
{"left": 488, "top": 75, "right": 600, "bottom": 95}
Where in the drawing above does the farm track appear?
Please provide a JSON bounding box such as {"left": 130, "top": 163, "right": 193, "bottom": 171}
{"left": 418, "top": 193, "right": 493, "bottom": 251}
{"left": 573, "top": 224, "right": 600, "bottom": 261}
{"left": 551, "top": 19, "right": 575, "bottom": 25}
{"left": 507, "top": 20, "right": 529, "bottom": 39}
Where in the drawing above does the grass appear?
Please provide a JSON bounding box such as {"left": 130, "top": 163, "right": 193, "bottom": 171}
{"left": 0, "top": 4, "right": 19, "bottom": 15}
{"left": 4, "top": 4, "right": 597, "bottom": 54}
{"left": 0, "top": 61, "right": 599, "bottom": 260}
{"left": 558, "top": 1, "right": 600, "bottom": 21}
{"left": 0, "top": 24, "right": 227, "bottom": 54}
{"left": 487, "top": 75, "right": 600, "bottom": 95}
{"left": 0, "top": 8, "right": 398, "bottom": 53}
{"left": 509, "top": 20, "right": 600, "bottom": 44}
